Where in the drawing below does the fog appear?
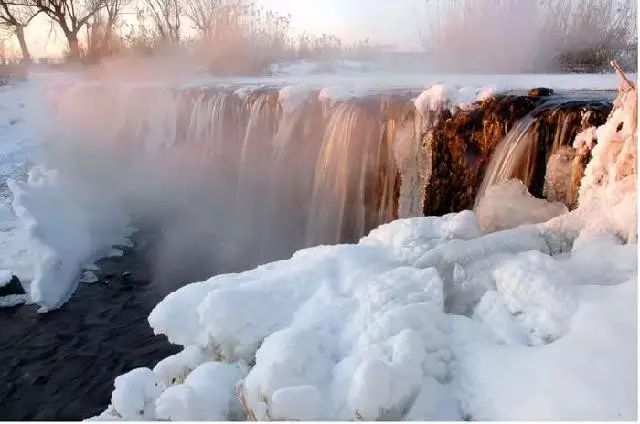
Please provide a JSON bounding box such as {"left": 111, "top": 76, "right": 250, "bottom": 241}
{"left": 43, "top": 83, "right": 325, "bottom": 288}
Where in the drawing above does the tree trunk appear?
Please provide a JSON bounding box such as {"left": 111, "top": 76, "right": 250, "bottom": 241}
{"left": 67, "top": 32, "right": 81, "bottom": 59}
{"left": 15, "top": 25, "right": 31, "bottom": 63}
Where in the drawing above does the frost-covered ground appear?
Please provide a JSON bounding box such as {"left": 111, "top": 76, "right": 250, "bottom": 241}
{"left": 0, "top": 78, "right": 44, "bottom": 289}
{"left": 93, "top": 84, "right": 637, "bottom": 420}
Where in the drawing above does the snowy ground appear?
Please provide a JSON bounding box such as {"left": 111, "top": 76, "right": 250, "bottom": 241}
{"left": 93, "top": 84, "right": 637, "bottom": 420}
{"left": 0, "top": 78, "right": 44, "bottom": 287}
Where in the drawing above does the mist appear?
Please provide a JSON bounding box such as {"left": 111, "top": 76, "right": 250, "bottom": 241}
{"left": 44, "top": 84, "right": 314, "bottom": 288}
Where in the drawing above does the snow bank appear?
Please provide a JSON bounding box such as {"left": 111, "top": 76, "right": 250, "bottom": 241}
{"left": 96, "top": 81, "right": 637, "bottom": 421}
{"left": 0, "top": 79, "right": 46, "bottom": 291}
{"left": 98, "top": 207, "right": 636, "bottom": 420}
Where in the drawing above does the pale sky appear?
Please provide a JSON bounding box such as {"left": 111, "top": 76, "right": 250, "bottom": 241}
{"left": 259, "top": 0, "right": 427, "bottom": 50}
{"left": 3, "top": 0, "right": 428, "bottom": 58}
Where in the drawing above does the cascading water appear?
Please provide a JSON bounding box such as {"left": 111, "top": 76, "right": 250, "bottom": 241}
{"left": 306, "top": 99, "right": 399, "bottom": 245}
{"left": 475, "top": 114, "right": 539, "bottom": 204}
{"left": 475, "top": 97, "right": 612, "bottom": 207}
{"left": 47, "top": 85, "right": 410, "bottom": 280}
{"left": 46, "top": 84, "right": 613, "bottom": 285}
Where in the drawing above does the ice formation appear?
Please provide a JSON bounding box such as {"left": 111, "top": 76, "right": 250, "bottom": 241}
{"left": 95, "top": 84, "right": 637, "bottom": 421}
{"left": 475, "top": 179, "right": 568, "bottom": 233}
{"left": 9, "top": 166, "right": 130, "bottom": 311}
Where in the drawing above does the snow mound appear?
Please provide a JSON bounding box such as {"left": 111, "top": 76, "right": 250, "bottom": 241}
{"left": 475, "top": 179, "right": 568, "bottom": 233}
{"left": 98, "top": 206, "right": 636, "bottom": 420}
{"left": 155, "top": 361, "right": 247, "bottom": 420}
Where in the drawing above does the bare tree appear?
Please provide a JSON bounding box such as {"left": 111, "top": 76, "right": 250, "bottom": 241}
{"left": 424, "top": 0, "right": 637, "bottom": 72}
{"left": 85, "top": 0, "right": 129, "bottom": 56}
{"left": 182, "top": 0, "right": 247, "bottom": 39}
{"left": 0, "top": 0, "right": 39, "bottom": 61}
{"left": 143, "top": 0, "right": 180, "bottom": 43}
{"left": 102, "top": 0, "right": 128, "bottom": 49}
{"left": 30, "top": 0, "right": 105, "bottom": 58}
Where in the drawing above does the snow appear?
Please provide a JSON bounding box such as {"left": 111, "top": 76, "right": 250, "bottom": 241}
{"left": 95, "top": 81, "right": 637, "bottom": 421}
{"left": 108, "top": 248, "right": 125, "bottom": 258}
{"left": 9, "top": 166, "right": 130, "bottom": 311}
{"left": 0, "top": 80, "right": 43, "bottom": 287}
{"left": 573, "top": 86, "right": 638, "bottom": 242}
{"left": 155, "top": 361, "right": 247, "bottom": 420}
{"left": 0, "top": 269, "right": 13, "bottom": 286}
{"left": 0, "top": 294, "right": 28, "bottom": 307}
{"left": 475, "top": 179, "right": 568, "bottom": 233}
{"left": 79, "top": 271, "right": 99, "bottom": 284}
{"left": 277, "top": 85, "right": 313, "bottom": 113}
{"left": 110, "top": 368, "right": 161, "bottom": 420}
{"left": 413, "top": 84, "right": 496, "bottom": 114}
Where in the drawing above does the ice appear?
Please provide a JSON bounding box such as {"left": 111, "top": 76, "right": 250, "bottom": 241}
{"left": 79, "top": 271, "right": 99, "bottom": 284}
{"left": 9, "top": 166, "right": 130, "bottom": 311}
{"left": 83, "top": 263, "right": 100, "bottom": 272}
{"left": 278, "top": 85, "right": 313, "bottom": 113}
{"left": 414, "top": 84, "right": 499, "bottom": 115}
{"left": 108, "top": 248, "right": 125, "bottom": 258}
{"left": 110, "top": 368, "right": 162, "bottom": 420}
{"left": 155, "top": 361, "right": 247, "bottom": 420}
{"left": 269, "top": 385, "right": 324, "bottom": 420}
{"left": 453, "top": 277, "right": 637, "bottom": 420}
{"left": 493, "top": 250, "right": 577, "bottom": 344}
{"left": 574, "top": 86, "right": 637, "bottom": 242}
{"left": 153, "top": 345, "right": 215, "bottom": 387}
{"left": 0, "top": 294, "right": 28, "bottom": 308}
{"left": 0, "top": 269, "right": 12, "bottom": 286}
{"left": 475, "top": 179, "right": 568, "bottom": 233}
{"left": 361, "top": 211, "right": 480, "bottom": 263}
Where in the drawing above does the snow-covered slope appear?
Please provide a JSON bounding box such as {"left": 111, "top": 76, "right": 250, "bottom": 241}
{"left": 94, "top": 84, "right": 637, "bottom": 421}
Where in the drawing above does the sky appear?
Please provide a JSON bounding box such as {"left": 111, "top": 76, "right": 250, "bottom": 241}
{"left": 259, "top": 0, "right": 427, "bottom": 50}
{"left": 2, "top": 0, "right": 428, "bottom": 58}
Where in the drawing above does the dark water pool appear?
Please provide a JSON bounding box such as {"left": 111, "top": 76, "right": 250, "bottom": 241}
{"left": 0, "top": 237, "right": 182, "bottom": 420}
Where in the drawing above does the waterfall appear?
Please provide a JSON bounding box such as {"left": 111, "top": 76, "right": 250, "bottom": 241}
{"left": 475, "top": 98, "right": 612, "bottom": 207}
{"left": 305, "top": 100, "right": 398, "bottom": 245}
{"left": 46, "top": 84, "right": 612, "bottom": 278}
{"left": 475, "top": 115, "right": 539, "bottom": 204}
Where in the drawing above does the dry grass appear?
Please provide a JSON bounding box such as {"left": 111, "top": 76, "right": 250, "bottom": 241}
{"left": 424, "top": 0, "right": 637, "bottom": 72}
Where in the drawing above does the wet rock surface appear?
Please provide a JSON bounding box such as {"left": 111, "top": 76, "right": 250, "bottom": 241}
{"left": 0, "top": 233, "right": 181, "bottom": 420}
{"left": 423, "top": 94, "right": 612, "bottom": 215}
{"left": 0, "top": 275, "right": 25, "bottom": 297}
